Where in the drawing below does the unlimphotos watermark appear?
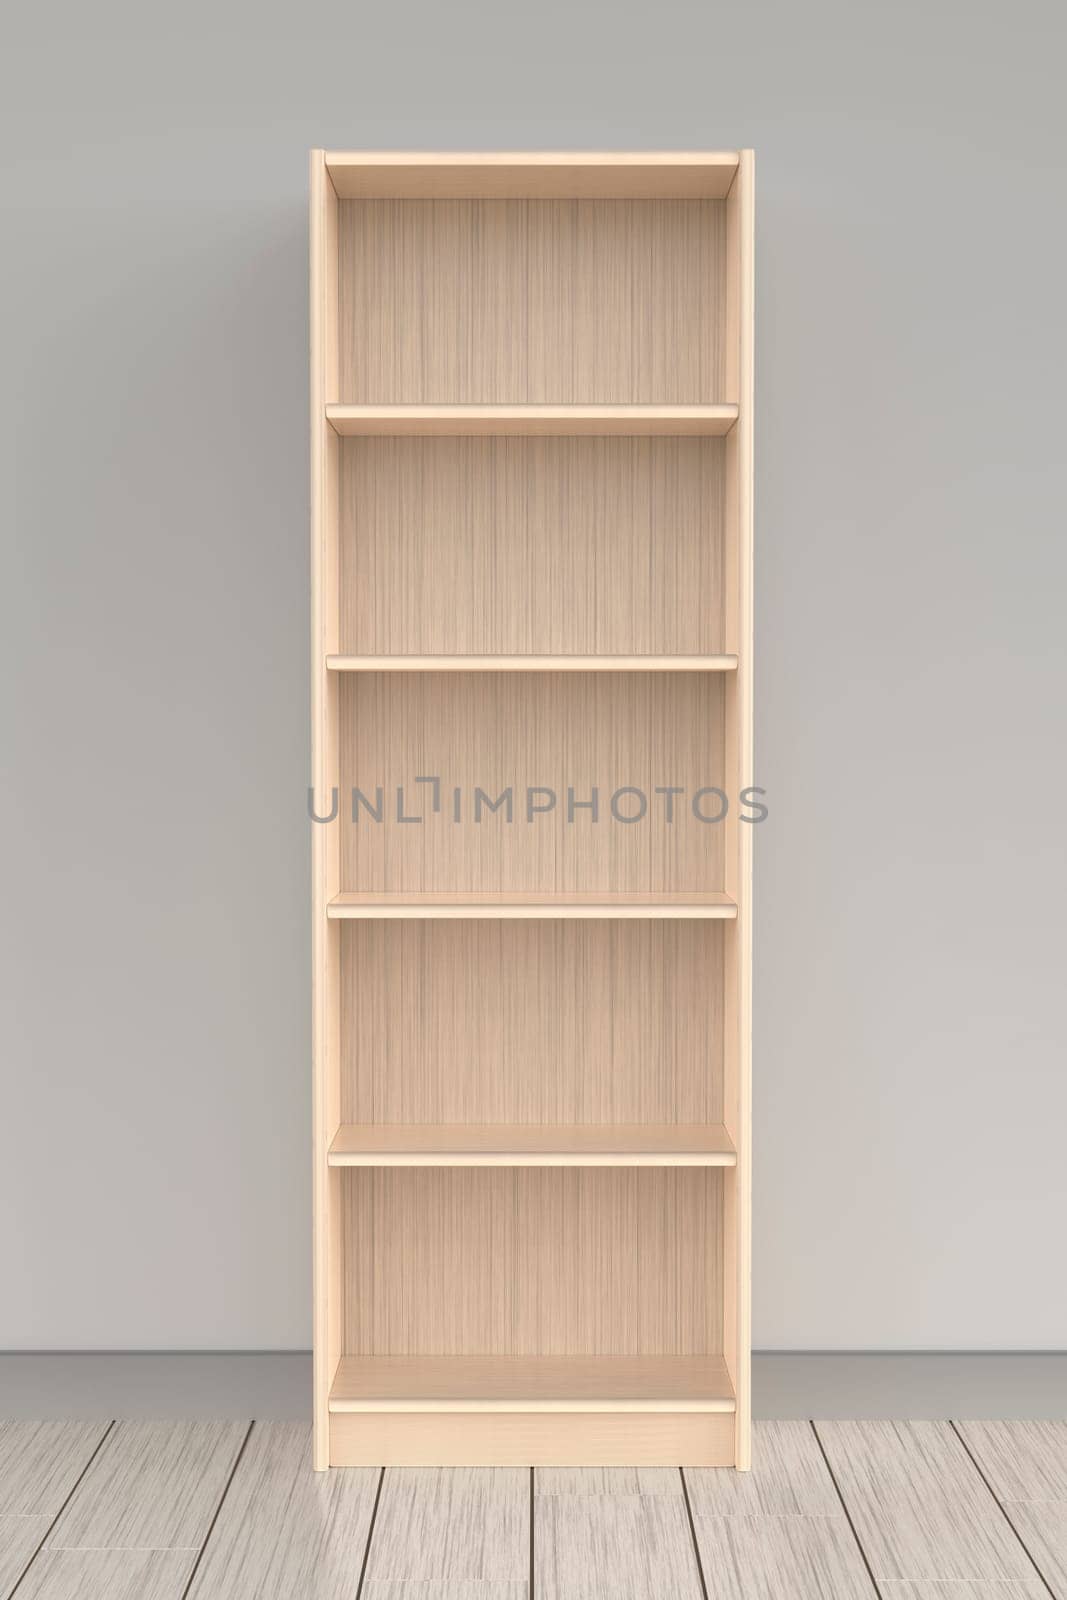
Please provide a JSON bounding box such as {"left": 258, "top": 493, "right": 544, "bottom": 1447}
{"left": 308, "top": 780, "right": 767, "bottom": 826}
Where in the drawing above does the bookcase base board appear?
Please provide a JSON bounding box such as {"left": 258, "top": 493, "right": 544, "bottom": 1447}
{"left": 329, "top": 1412, "right": 736, "bottom": 1467}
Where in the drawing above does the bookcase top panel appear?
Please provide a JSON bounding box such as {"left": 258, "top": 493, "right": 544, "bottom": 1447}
{"left": 323, "top": 151, "right": 740, "bottom": 200}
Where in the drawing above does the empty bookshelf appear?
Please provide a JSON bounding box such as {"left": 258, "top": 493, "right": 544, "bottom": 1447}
{"left": 310, "top": 149, "right": 754, "bottom": 1469}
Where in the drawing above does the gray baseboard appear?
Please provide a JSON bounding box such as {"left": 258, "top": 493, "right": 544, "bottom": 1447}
{"left": 1, "top": 1351, "right": 1064, "bottom": 1421}
{"left": 753, "top": 1352, "right": 1067, "bottom": 1419}
{"left": 0, "top": 1353, "right": 312, "bottom": 1421}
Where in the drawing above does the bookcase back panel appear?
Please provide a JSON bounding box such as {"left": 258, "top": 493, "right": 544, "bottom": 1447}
{"left": 337, "top": 199, "right": 725, "bottom": 403}
{"left": 338, "top": 672, "right": 726, "bottom": 893}
{"left": 340, "top": 919, "right": 723, "bottom": 1125}
{"left": 342, "top": 1167, "right": 723, "bottom": 1355}
{"left": 339, "top": 436, "right": 725, "bottom": 656}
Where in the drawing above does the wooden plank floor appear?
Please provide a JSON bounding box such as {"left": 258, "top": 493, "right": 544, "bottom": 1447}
{"left": 1, "top": 1419, "right": 1063, "bottom": 1598}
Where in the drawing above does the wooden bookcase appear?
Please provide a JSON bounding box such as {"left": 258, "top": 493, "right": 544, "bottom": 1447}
{"left": 310, "top": 151, "right": 754, "bottom": 1470}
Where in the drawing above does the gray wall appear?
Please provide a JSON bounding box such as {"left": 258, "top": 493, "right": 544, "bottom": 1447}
{"left": 3, "top": 0, "right": 1065, "bottom": 1351}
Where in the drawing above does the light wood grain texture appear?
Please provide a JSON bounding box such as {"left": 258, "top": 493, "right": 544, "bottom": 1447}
{"left": 338, "top": 200, "right": 724, "bottom": 403}
{"left": 332, "top": 1415, "right": 733, "bottom": 1467}
{"left": 0, "top": 1516, "right": 51, "bottom": 1598}
{"left": 13, "top": 1550, "right": 196, "bottom": 1600}
{"left": 363, "top": 1468, "right": 528, "bottom": 1585}
{"left": 536, "top": 1493, "right": 703, "bottom": 1599}
{"left": 365, "top": 1585, "right": 527, "bottom": 1599}
{"left": 338, "top": 435, "right": 724, "bottom": 658}
{"left": 342, "top": 1168, "right": 722, "bottom": 1358}
{"left": 536, "top": 1468, "right": 682, "bottom": 1496}
{"left": 959, "top": 1422, "right": 1067, "bottom": 1503}
{"left": 879, "top": 1586, "right": 1053, "bottom": 1598}
{"left": 329, "top": 656, "right": 737, "bottom": 671}
{"left": 330, "top": 1355, "right": 734, "bottom": 1412}
{"left": 340, "top": 920, "right": 723, "bottom": 1126}
{"left": 990, "top": 1505, "right": 1067, "bottom": 1597}
{"left": 184, "top": 1423, "right": 377, "bottom": 1600}
{"left": 325, "top": 151, "right": 739, "bottom": 200}
{"left": 816, "top": 1421, "right": 1036, "bottom": 1582}
{"left": 690, "top": 1512, "right": 876, "bottom": 1600}
{"left": 338, "top": 672, "right": 726, "bottom": 895}
{"left": 686, "top": 1421, "right": 842, "bottom": 1516}
{"left": 327, "top": 405, "right": 738, "bottom": 434}
{"left": 0, "top": 1422, "right": 109, "bottom": 1516}
{"left": 310, "top": 148, "right": 343, "bottom": 1471}
{"left": 721, "top": 148, "right": 755, "bottom": 1472}
{"left": 957, "top": 1427, "right": 1067, "bottom": 1600}
{"left": 329, "top": 1123, "right": 735, "bottom": 1166}
{"left": 46, "top": 1421, "right": 246, "bottom": 1552}
{"left": 685, "top": 1418, "right": 874, "bottom": 1597}
{"left": 818, "top": 1420, "right": 1018, "bottom": 1508}
{"left": 329, "top": 891, "right": 736, "bottom": 919}
{"left": 316, "top": 149, "right": 752, "bottom": 1469}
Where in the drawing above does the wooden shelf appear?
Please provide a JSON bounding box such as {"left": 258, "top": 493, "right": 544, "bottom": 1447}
{"left": 327, "top": 891, "right": 738, "bottom": 921}
{"left": 324, "top": 151, "right": 740, "bottom": 200}
{"left": 329, "top": 1355, "right": 736, "bottom": 1413}
{"left": 325, "top": 404, "right": 739, "bottom": 437}
{"left": 311, "top": 147, "right": 754, "bottom": 1470}
{"left": 327, "top": 654, "right": 739, "bottom": 673}
{"left": 328, "top": 1123, "right": 737, "bottom": 1168}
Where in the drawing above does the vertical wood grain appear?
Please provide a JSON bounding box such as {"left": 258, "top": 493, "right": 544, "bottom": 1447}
{"left": 339, "top": 436, "right": 725, "bottom": 657}
{"left": 311, "top": 147, "right": 343, "bottom": 1471}
{"left": 339, "top": 199, "right": 725, "bottom": 403}
{"left": 340, "top": 919, "right": 723, "bottom": 1126}
{"left": 721, "top": 149, "right": 755, "bottom": 1471}
{"left": 325, "top": 154, "right": 746, "bottom": 1469}
{"left": 343, "top": 1168, "right": 722, "bottom": 1357}
{"left": 338, "top": 672, "right": 725, "bottom": 894}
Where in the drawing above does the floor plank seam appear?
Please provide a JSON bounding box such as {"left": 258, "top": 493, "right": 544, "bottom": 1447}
{"left": 948, "top": 1420, "right": 1059, "bottom": 1599}
{"left": 679, "top": 1467, "right": 709, "bottom": 1600}
{"left": 40, "top": 1544, "right": 202, "bottom": 1553}
{"left": 810, "top": 1420, "right": 885, "bottom": 1599}
{"left": 177, "top": 1419, "right": 253, "bottom": 1600}
{"left": 529, "top": 1465, "right": 535, "bottom": 1600}
{"left": 354, "top": 1465, "right": 385, "bottom": 1598}
{"left": 9, "top": 1420, "right": 116, "bottom": 1598}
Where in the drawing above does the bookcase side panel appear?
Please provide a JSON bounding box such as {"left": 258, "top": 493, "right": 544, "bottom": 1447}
{"left": 311, "top": 150, "right": 343, "bottom": 1471}
{"left": 722, "top": 151, "right": 755, "bottom": 1470}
